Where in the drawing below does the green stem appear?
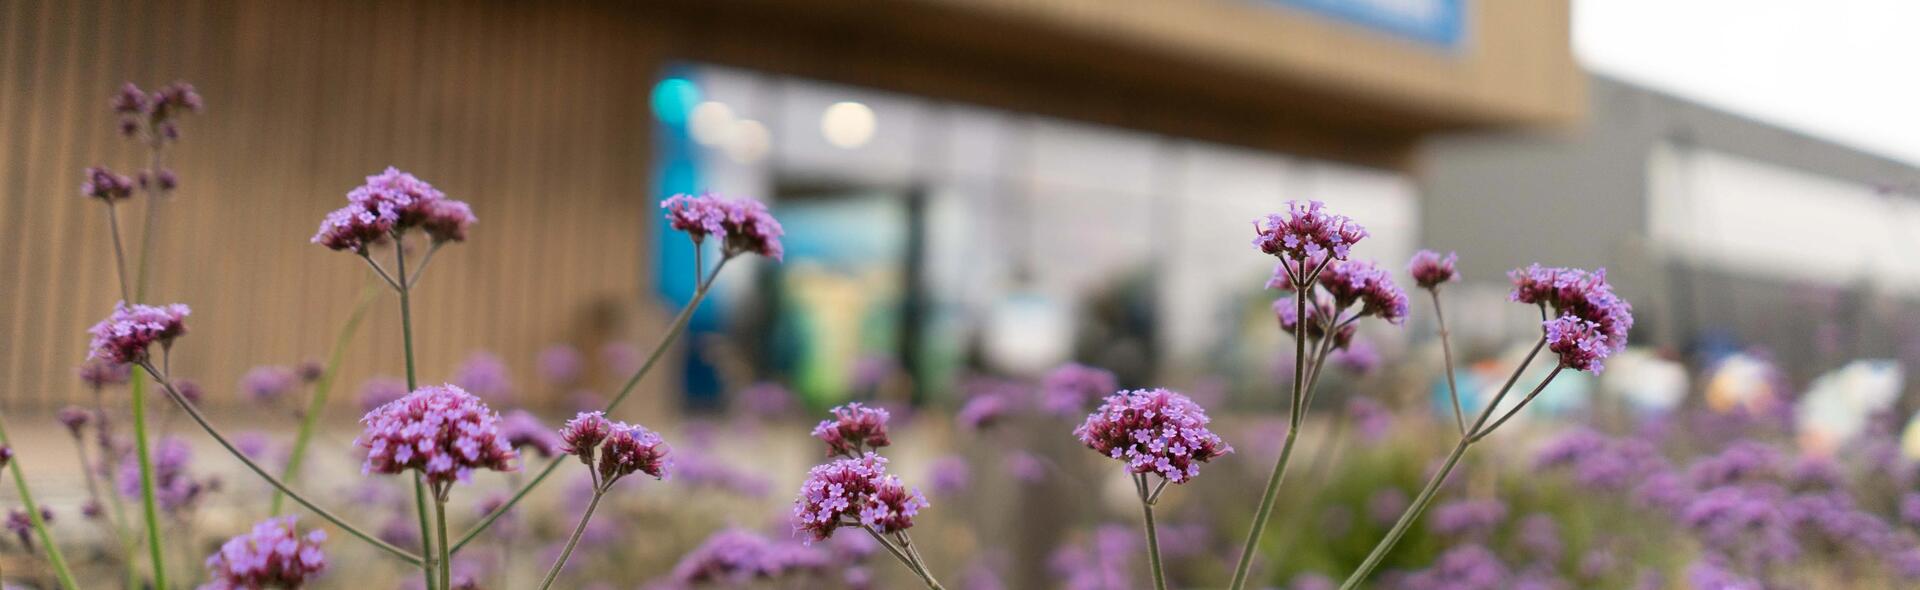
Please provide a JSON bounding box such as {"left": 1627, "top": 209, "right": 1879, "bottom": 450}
{"left": 1138, "top": 474, "right": 1168, "bottom": 590}
{"left": 1228, "top": 287, "right": 1312, "bottom": 590}
{"left": 450, "top": 273, "right": 719, "bottom": 554}
{"left": 537, "top": 489, "right": 605, "bottom": 589}
{"left": 395, "top": 237, "right": 438, "bottom": 590}
{"left": 138, "top": 363, "right": 425, "bottom": 565}
{"left": 0, "top": 414, "right": 80, "bottom": 590}
{"left": 273, "top": 285, "right": 380, "bottom": 515}
{"left": 130, "top": 374, "right": 168, "bottom": 589}
{"left": 897, "top": 532, "right": 945, "bottom": 590}
{"left": 91, "top": 390, "right": 139, "bottom": 590}
{"left": 435, "top": 494, "right": 451, "bottom": 590}
{"left": 1429, "top": 289, "right": 1467, "bottom": 436}
{"left": 413, "top": 476, "right": 437, "bottom": 590}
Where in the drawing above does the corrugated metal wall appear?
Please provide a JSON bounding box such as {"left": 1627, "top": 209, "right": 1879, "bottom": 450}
{"left": 0, "top": 0, "right": 674, "bottom": 412}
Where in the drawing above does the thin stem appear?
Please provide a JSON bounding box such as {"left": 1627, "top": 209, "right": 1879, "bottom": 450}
{"left": 273, "top": 284, "right": 380, "bottom": 515}
{"left": 69, "top": 436, "right": 131, "bottom": 553}
{"left": 1429, "top": 289, "right": 1467, "bottom": 436}
{"left": 1339, "top": 336, "right": 1551, "bottom": 589}
{"left": 894, "top": 531, "right": 945, "bottom": 590}
{"left": 451, "top": 272, "right": 721, "bottom": 553}
{"left": 129, "top": 374, "right": 168, "bottom": 589}
{"left": 435, "top": 495, "right": 452, "bottom": 590}
{"left": 394, "top": 235, "right": 438, "bottom": 589}
{"left": 413, "top": 476, "right": 437, "bottom": 590}
{"left": 407, "top": 242, "right": 444, "bottom": 287}
{"left": 862, "top": 527, "right": 921, "bottom": 581}
{"left": 538, "top": 490, "right": 606, "bottom": 590}
{"left": 1471, "top": 366, "right": 1566, "bottom": 443}
{"left": 136, "top": 362, "right": 426, "bottom": 565}
{"left": 1137, "top": 474, "right": 1168, "bottom": 590}
{"left": 104, "top": 203, "right": 133, "bottom": 302}
{"left": 0, "top": 414, "right": 80, "bottom": 590}
{"left": 90, "top": 389, "right": 139, "bottom": 590}
{"left": 134, "top": 141, "right": 167, "bottom": 300}
{"left": 360, "top": 253, "right": 402, "bottom": 291}
{"left": 1228, "top": 281, "right": 1313, "bottom": 590}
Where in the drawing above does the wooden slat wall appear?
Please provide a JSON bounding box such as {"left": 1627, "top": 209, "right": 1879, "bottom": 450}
{"left": 0, "top": 0, "right": 676, "bottom": 415}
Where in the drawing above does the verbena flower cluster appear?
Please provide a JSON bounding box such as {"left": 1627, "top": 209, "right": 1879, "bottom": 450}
{"left": 1316, "top": 259, "right": 1408, "bottom": 324}
{"left": 669, "top": 527, "right": 836, "bottom": 585}
{"left": 811, "top": 403, "right": 891, "bottom": 457}
{"left": 1042, "top": 363, "right": 1119, "bottom": 417}
{"left": 312, "top": 167, "right": 476, "bottom": 253}
{"left": 1253, "top": 200, "right": 1367, "bottom": 262}
{"left": 112, "top": 81, "right": 202, "bottom": 141}
{"left": 117, "top": 436, "right": 214, "bottom": 514}
{"left": 660, "top": 192, "right": 787, "bottom": 260}
{"left": 1073, "top": 388, "right": 1232, "bottom": 483}
{"left": 86, "top": 302, "right": 190, "bottom": 364}
{"left": 200, "top": 516, "right": 327, "bottom": 589}
{"left": 1407, "top": 249, "right": 1459, "bottom": 289}
{"left": 1272, "top": 295, "right": 1355, "bottom": 350}
{"left": 558, "top": 411, "right": 671, "bottom": 487}
{"left": 792, "top": 453, "right": 928, "bottom": 542}
{"left": 241, "top": 365, "right": 300, "bottom": 405}
{"left": 356, "top": 384, "right": 517, "bottom": 490}
{"left": 82, "top": 166, "right": 136, "bottom": 201}
{"left": 1510, "top": 265, "right": 1635, "bottom": 372}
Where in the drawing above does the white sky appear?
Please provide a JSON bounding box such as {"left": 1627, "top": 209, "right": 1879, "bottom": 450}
{"left": 1573, "top": 0, "right": 1920, "bottom": 166}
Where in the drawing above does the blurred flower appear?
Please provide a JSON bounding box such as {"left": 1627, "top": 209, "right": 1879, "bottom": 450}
{"left": 1075, "top": 388, "right": 1231, "bottom": 484}
{"left": 1688, "top": 440, "right": 1782, "bottom": 488}
{"left": 1289, "top": 573, "right": 1336, "bottom": 590}
{"left": 1004, "top": 450, "right": 1047, "bottom": 484}
{"left": 536, "top": 345, "right": 584, "bottom": 386}
{"left": 1253, "top": 200, "right": 1367, "bottom": 263}
{"left": 672, "top": 450, "right": 771, "bottom": 497}
{"left": 5, "top": 507, "right": 52, "bottom": 550}
{"left": 812, "top": 403, "right": 891, "bottom": 457}
{"left": 78, "top": 359, "right": 132, "bottom": 389}
{"left": 1685, "top": 557, "right": 1762, "bottom": 590}
{"left": 1042, "top": 363, "right": 1118, "bottom": 417}
{"left": 356, "top": 384, "right": 517, "bottom": 490}
{"left": 1408, "top": 249, "right": 1459, "bottom": 289}
{"left": 1274, "top": 294, "right": 1355, "bottom": 350}
{"left": 600, "top": 341, "right": 641, "bottom": 376}
{"left": 1346, "top": 396, "right": 1393, "bottom": 443}
{"left": 82, "top": 166, "right": 136, "bottom": 201}
{"left": 450, "top": 351, "right": 513, "bottom": 404}
{"left": 1516, "top": 513, "right": 1563, "bottom": 564}
{"left": 56, "top": 406, "right": 90, "bottom": 438}
{"left": 500, "top": 410, "right": 562, "bottom": 459}
{"left": 201, "top": 516, "right": 327, "bottom": 589}
{"left": 957, "top": 394, "right": 1012, "bottom": 433}
{"left": 1368, "top": 488, "right": 1409, "bottom": 526}
{"left": 87, "top": 302, "right": 190, "bottom": 364}
{"left": 1049, "top": 524, "right": 1137, "bottom": 590}
{"left": 734, "top": 382, "right": 794, "bottom": 419}
{"left": 928, "top": 455, "right": 971, "bottom": 497}
{"left": 1330, "top": 340, "right": 1381, "bottom": 376}
{"left": 118, "top": 436, "right": 212, "bottom": 513}
{"left": 356, "top": 376, "right": 408, "bottom": 413}
{"left": 1430, "top": 498, "right": 1507, "bottom": 538}
{"left": 792, "top": 453, "right": 927, "bottom": 542}
{"left": 240, "top": 365, "right": 300, "bottom": 405}
{"left": 851, "top": 355, "right": 897, "bottom": 392}
{"left": 1398, "top": 544, "right": 1509, "bottom": 590}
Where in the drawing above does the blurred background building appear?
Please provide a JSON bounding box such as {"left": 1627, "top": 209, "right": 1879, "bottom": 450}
{"left": 4, "top": 0, "right": 1914, "bottom": 413}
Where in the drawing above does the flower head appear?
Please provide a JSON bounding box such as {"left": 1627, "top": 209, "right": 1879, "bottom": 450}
{"left": 6, "top": 507, "right": 52, "bottom": 550}
{"left": 78, "top": 360, "right": 132, "bottom": 389}
{"left": 536, "top": 345, "right": 584, "bottom": 386}
{"left": 671, "top": 528, "right": 778, "bottom": 584}
{"left": 87, "top": 302, "right": 190, "bottom": 364}
{"left": 312, "top": 167, "right": 474, "bottom": 252}
{"left": 201, "top": 516, "right": 327, "bottom": 589}
{"left": 499, "top": 410, "right": 563, "bottom": 459}
{"left": 956, "top": 394, "right": 1012, "bottom": 433}
{"left": 117, "top": 436, "right": 213, "bottom": 513}
{"left": 82, "top": 166, "right": 136, "bottom": 201}
{"left": 559, "top": 411, "right": 669, "bottom": 487}
{"left": 1273, "top": 295, "right": 1355, "bottom": 349}
{"left": 812, "top": 403, "right": 891, "bottom": 457}
{"left": 241, "top": 365, "right": 300, "bottom": 405}
{"left": 356, "top": 384, "right": 517, "bottom": 491}
{"left": 1317, "top": 259, "right": 1408, "bottom": 324}
{"left": 449, "top": 352, "right": 513, "bottom": 403}
{"left": 1546, "top": 315, "right": 1611, "bottom": 372}
{"left": 1408, "top": 250, "right": 1459, "bottom": 289}
{"left": 355, "top": 377, "right": 408, "bottom": 413}
{"left": 659, "top": 193, "right": 785, "bottom": 260}
{"left": 1074, "top": 388, "right": 1232, "bottom": 483}
{"left": 560, "top": 411, "right": 613, "bottom": 460}
{"left": 1509, "top": 265, "right": 1634, "bottom": 352}
{"left": 792, "top": 453, "right": 928, "bottom": 541}
{"left": 57, "top": 406, "right": 91, "bottom": 438}
{"left": 1253, "top": 200, "right": 1367, "bottom": 261}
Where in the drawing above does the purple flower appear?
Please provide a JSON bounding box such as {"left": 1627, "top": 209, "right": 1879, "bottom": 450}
{"left": 1685, "top": 558, "right": 1762, "bottom": 590}
{"left": 1330, "top": 340, "right": 1381, "bottom": 375}
{"left": 1049, "top": 525, "right": 1138, "bottom": 590}
{"left": 118, "top": 436, "right": 214, "bottom": 513}
{"left": 1290, "top": 573, "right": 1336, "bottom": 590}
{"left": 1273, "top": 294, "right": 1355, "bottom": 350}
{"left": 812, "top": 403, "right": 891, "bottom": 457}
{"left": 1430, "top": 498, "right": 1508, "bottom": 538}
{"left": 792, "top": 453, "right": 928, "bottom": 542}
{"left": 672, "top": 528, "right": 780, "bottom": 584}
{"left": 87, "top": 302, "right": 190, "bottom": 364}
{"left": 957, "top": 394, "right": 1012, "bottom": 433}
{"left": 1688, "top": 440, "right": 1782, "bottom": 488}
{"left": 928, "top": 455, "right": 971, "bottom": 497}
{"left": 1398, "top": 544, "right": 1509, "bottom": 590}
{"left": 5, "top": 507, "right": 52, "bottom": 550}
{"left": 1408, "top": 249, "right": 1459, "bottom": 289}
{"left": 659, "top": 193, "right": 786, "bottom": 260}
{"left": 559, "top": 411, "right": 670, "bottom": 486}
{"left": 78, "top": 360, "right": 132, "bottom": 389}
{"left": 1368, "top": 488, "right": 1409, "bottom": 526}
{"left": 1074, "top": 388, "right": 1232, "bottom": 483}
{"left": 241, "top": 365, "right": 300, "bottom": 405}
{"left": 601, "top": 341, "right": 641, "bottom": 375}
{"left": 1041, "top": 363, "right": 1118, "bottom": 417}
{"left": 82, "top": 166, "right": 136, "bottom": 201}
{"left": 56, "top": 406, "right": 90, "bottom": 438}
{"left": 1508, "top": 265, "right": 1634, "bottom": 354}
{"left": 312, "top": 167, "right": 474, "bottom": 252}
{"left": 1004, "top": 450, "right": 1047, "bottom": 484}
{"left": 1545, "top": 315, "right": 1610, "bottom": 372}
{"left": 734, "top": 382, "right": 795, "bottom": 419}
{"left": 1516, "top": 513, "right": 1563, "bottom": 564}
{"left": 672, "top": 450, "right": 772, "bottom": 497}
{"left": 111, "top": 82, "right": 149, "bottom": 115}
{"left": 355, "top": 376, "right": 408, "bottom": 413}
{"left": 536, "top": 345, "right": 585, "bottom": 386}
{"left": 295, "top": 360, "right": 324, "bottom": 383}
{"left": 201, "top": 516, "right": 327, "bottom": 589}
{"left": 1900, "top": 493, "right": 1920, "bottom": 527}
{"left": 1317, "top": 259, "right": 1408, "bottom": 324}
{"left": 450, "top": 352, "right": 513, "bottom": 403}
{"left": 1346, "top": 395, "right": 1394, "bottom": 443}
{"left": 560, "top": 412, "right": 614, "bottom": 460}
{"left": 500, "top": 410, "right": 563, "bottom": 459}
{"left": 355, "top": 384, "right": 518, "bottom": 490}
{"left": 1253, "top": 200, "right": 1368, "bottom": 262}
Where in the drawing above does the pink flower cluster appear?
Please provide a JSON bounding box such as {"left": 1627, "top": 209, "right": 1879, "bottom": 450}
{"left": 1408, "top": 249, "right": 1460, "bottom": 289}
{"left": 82, "top": 166, "right": 136, "bottom": 201}
{"left": 1317, "top": 259, "right": 1409, "bottom": 324}
{"left": 1273, "top": 294, "right": 1355, "bottom": 350}
{"left": 1253, "top": 200, "right": 1368, "bottom": 261}
{"left": 1042, "top": 363, "right": 1119, "bottom": 417}
{"left": 558, "top": 411, "right": 672, "bottom": 486}
{"left": 112, "top": 81, "right": 201, "bottom": 141}
{"left": 792, "top": 453, "right": 929, "bottom": 542}
{"left": 200, "top": 516, "right": 327, "bottom": 590}
{"left": 241, "top": 365, "right": 300, "bottom": 404}
{"left": 1074, "top": 388, "right": 1232, "bottom": 483}
{"left": 1545, "top": 315, "right": 1611, "bottom": 373}
{"left": 86, "top": 302, "right": 190, "bottom": 364}
{"left": 1509, "top": 265, "right": 1635, "bottom": 368}
{"left": 811, "top": 403, "right": 892, "bottom": 457}
{"left": 356, "top": 384, "right": 517, "bottom": 489}
{"left": 660, "top": 192, "right": 786, "bottom": 261}
{"left": 312, "top": 167, "right": 476, "bottom": 253}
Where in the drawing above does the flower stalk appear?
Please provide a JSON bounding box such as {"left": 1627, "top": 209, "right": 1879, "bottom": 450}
{"left": 0, "top": 420, "right": 80, "bottom": 590}
{"left": 271, "top": 284, "right": 380, "bottom": 515}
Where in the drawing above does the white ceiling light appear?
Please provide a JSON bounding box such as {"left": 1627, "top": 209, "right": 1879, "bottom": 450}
{"left": 820, "top": 101, "right": 876, "bottom": 149}
{"left": 726, "top": 119, "right": 771, "bottom": 163}
{"left": 689, "top": 101, "right": 737, "bottom": 147}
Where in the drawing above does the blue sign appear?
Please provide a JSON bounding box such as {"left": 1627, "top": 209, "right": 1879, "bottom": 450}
{"left": 1272, "top": 0, "right": 1465, "bottom": 48}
